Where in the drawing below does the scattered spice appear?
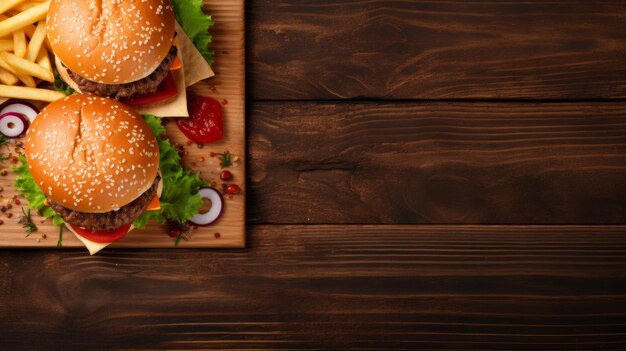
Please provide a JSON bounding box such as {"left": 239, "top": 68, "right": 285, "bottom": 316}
{"left": 197, "top": 143, "right": 204, "bottom": 149}
{"left": 0, "top": 220, "right": 3, "bottom": 225}
{"left": 40, "top": 233, "right": 47, "bottom": 239}
{"left": 214, "top": 232, "right": 221, "bottom": 239}
{"left": 168, "top": 228, "right": 181, "bottom": 238}
{"left": 14, "top": 198, "right": 20, "bottom": 205}
{"left": 6, "top": 213, "right": 12, "bottom": 218}
{"left": 19, "top": 208, "right": 37, "bottom": 236}
{"left": 0, "top": 170, "right": 7, "bottom": 176}
{"left": 226, "top": 184, "right": 241, "bottom": 197}
{"left": 220, "top": 170, "right": 233, "bottom": 181}
{"left": 0, "top": 186, "right": 3, "bottom": 192}
{"left": 167, "top": 221, "right": 193, "bottom": 246}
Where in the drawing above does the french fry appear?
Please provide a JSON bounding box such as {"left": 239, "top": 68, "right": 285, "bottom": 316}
{"left": 12, "top": 29, "right": 26, "bottom": 57}
{"left": 1, "top": 51, "right": 53, "bottom": 82}
{"left": 0, "top": 84, "right": 65, "bottom": 102}
{"left": 25, "top": 19, "right": 45, "bottom": 61}
{"left": 0, "top": 0, "right": 66, "bottom": 102}
{"left": 0, "top": 16, "right": 12, "bottom": 40}
{"left": 0, "top": 1, "right": 49, "bottom": 38}
{"left": 14, "top": 2, "right": 40, "bottom": 12}
{"left": 0, "top": 0, "right": 27, "bottom": 16}
{"left": 0, "top": 39, "right": 13, "bottom": 51}
{"left": 22, "top": 23, "right": 51, "bottom": 53}
{"left": 0, "top": 67, "right": 18, "bottom": 85}
{"left": 0, "top": 55, "right": 36, "bottom": 87}
{"left": 36, "top": 45, "right": 50, "bottom": 71}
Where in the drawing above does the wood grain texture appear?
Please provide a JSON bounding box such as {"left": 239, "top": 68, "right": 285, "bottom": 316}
{"left": 1, "top": 225, "right": 626, "bottom": 350}
{"left": 248, "top": 102, "right": 626, "bottom": 224}
{"left": 0, "top": 0, "right": 245, "bottom": 249}
{"left": 248, "top": 0, "right": 626, "bottom": 100}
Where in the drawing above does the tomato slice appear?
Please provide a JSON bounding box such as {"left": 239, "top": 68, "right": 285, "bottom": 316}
{"left": 121, "top": 72, "right": 178, "bottom": 107}
{"left": 69, "top": 223, "right": 132, "bottom": 244}
{"left": 176, "top": 96, "right": 223, "bottom": 144}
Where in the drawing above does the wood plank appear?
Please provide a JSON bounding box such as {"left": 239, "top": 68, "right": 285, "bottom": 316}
{"left": 248, "top": 102, "right": 626, "bottom": 224}
{"left": 248, "top": 0, "right": 626, "bottom": 100}
{"left": 1, "top": 225, "right": 626, "bottom": 350}
{"left": 0, "top": 0, "right": 246, "bottom": 249}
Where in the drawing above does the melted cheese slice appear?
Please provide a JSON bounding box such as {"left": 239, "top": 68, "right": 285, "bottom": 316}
{"left": 146, "top": 195, "right": 161, "bottom": 211}
{"left": 175, "top": 21, "right": 215, "bottom": 87}
{"left": 65, "top": 224, "right": 116, "bottom": 255}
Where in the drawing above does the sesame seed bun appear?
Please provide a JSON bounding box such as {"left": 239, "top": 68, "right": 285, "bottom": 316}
{"left": 25, "top": 94, "right": 160, "bottom": 213}
{"left": 47, "top": 0, "right": 176, "bottom": 85}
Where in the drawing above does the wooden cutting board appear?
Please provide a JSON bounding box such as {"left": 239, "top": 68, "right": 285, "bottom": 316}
{"left": 0, "top": 0, "right": 245, "bottom": 249}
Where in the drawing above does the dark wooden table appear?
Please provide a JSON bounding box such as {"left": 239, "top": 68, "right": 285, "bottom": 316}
{"left": 2, "top": 1, "right": 626, "bottom": 349}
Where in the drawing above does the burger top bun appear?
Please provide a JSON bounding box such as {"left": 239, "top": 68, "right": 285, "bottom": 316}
{"left": 25, "top": 94, "right": 160, "bottom": 213}
{"left": 47, "top": 0, "right": 175, "bottom": 85}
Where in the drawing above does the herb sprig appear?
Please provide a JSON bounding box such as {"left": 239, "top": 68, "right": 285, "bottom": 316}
{"left": 19, "top": 208, "right": 38, "bottom": 236}
{"left": 211, "top": 151, "right": 234, "bottom": 169}
{"left": 57, "top": 225, "right": 63, "bottom": 248}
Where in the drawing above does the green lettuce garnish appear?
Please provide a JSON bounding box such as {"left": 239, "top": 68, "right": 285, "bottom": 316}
{"left": 53, "top": 67, "right": 75, "bottom": 95}
{"left": 13, "top": 116, "right": 205, "bottom": 230}
{"left": 171, "top": 0, "right": 214, "bottom": 65}
{"left": 133, "top": 115, "right": 206, "bottom": 228}
{"left": 13, "top": 155, "right": 65, "bottom": 226}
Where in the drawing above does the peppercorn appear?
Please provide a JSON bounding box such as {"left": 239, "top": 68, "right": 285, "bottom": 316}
{"left": 220, "top": 170, "right": 233, "bottom": 181}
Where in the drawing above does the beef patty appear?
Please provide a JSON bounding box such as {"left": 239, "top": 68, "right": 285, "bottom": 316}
{"left": 48, "top": 176, "right": 160, "bottom": 233}
{"left": 67, "top": 45, "right": 178, "bottom": 99}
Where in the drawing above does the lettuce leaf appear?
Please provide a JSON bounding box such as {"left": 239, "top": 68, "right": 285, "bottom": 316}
{"left": 13, "top": 155, "right": 65, "bottom": 226}
{"left": 53, "top": 67, "right": 75, "bottom": 95}
{"left": 171, "top": 0, "right": 214, "bottom": 65}
{"left": 133, "top": 115, "right": 206, "bottom": 228}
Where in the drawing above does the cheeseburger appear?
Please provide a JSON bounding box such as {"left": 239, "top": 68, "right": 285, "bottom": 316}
{"left": 25, "top": 94, "right": 162, "bottom": 244}
{"left": 47, "top": 0, "right": 177, "bottom": 100}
